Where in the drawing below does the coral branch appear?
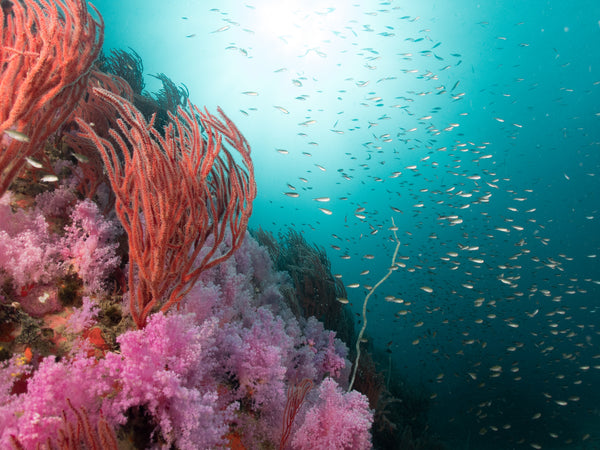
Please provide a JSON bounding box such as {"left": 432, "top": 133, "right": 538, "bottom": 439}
{"left": 0, "top": 0, "right": 103, "bottom": 195}
{"left": 280, "top": 378, "right": 313, "bottom": 450}
{"left": 76, "top": 88, "right": 256, "bottom": 328}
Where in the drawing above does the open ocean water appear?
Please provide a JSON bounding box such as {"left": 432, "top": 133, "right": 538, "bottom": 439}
{"left": 93, "top": 1, "right": 600, "bottom": 448}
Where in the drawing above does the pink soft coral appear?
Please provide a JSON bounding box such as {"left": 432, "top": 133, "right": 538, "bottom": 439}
{"left": 0, "top": 232, "right": 373, "bottom": 449}
{"left": 0, "top": 351, "right": 103, "bottom": 449}
{"left": 0, "top": 313, "right": 234, "bottom": 450}
{"left": 60, "top": 199, "right": 121, "bottom": 293}
{"left": 65, "top": 296, "right": 100, "bottom": 333}
{"left": 303, "top": 317, "right": 348, "bottom": 381}
{"left": 292, "top": 377, "right": 373, "bottom": 450}
{"left": 100, "top": 312, "right": 235, "bottom": 450}
{"left": 0, "top": 193, "right": 63, "bottom": 291}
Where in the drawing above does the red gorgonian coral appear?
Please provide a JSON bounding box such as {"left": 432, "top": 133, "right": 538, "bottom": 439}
{"left": 0, "top": 0, "right": 103, "bottom": 195}
{"left": 76, "top": 87, "right": 256, "bottom": 328}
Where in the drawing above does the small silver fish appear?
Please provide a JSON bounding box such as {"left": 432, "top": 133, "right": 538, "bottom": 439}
{"left": 211, "top": 25, "right": 230, "bottom": 33}
{"left": 72, "top": 152, "right": 89, "bottom": 163}
{"left": 40, "top": 174, "right": 59, "bottom": 183}
{"left": 273, "top": 106, "right": 289, "bottom": 114}
{"left": 25, "top": 157, "right": 43, "bottom": 168}
{"left": 4, "top": 129, "right": 30, "bottom": 142}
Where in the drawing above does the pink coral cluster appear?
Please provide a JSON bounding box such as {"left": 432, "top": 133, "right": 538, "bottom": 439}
{"left": 0, "top": 191, "right": 121, "bottom": 317}
{"left": 0, "top": 192, "right": 63, "bottom": 293}
{"left": 1, "top": 229, "right": 373, "bottom": 449}
{"left": 292, "top": 378, "right": 374, "bottom": 450}
{"left": 59, "top": 198, "right": 121, "bottom": 293}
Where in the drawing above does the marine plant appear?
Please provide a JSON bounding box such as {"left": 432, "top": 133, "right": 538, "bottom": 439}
{"left": 99, "top": 47, "right": 145, "bottom": 95}
{"left": 99, "top": 47, "right": 188, "bottom": 131}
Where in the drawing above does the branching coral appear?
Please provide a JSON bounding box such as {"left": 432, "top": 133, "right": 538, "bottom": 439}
{"left": 0, "top": 0, "right": 103, "bottom": 195}
{"left": 99, "top": 47, "right": 145, "bottom": 95}
{"left": 255, "top": 228, "right": 356, "bottom": 349}
{"left": 76, "top": 88, "right": 256, "bottom": 328}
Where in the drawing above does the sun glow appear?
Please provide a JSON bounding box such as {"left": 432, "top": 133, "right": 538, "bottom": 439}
{"left": 255, "top": 0, "right": 344, "bottom": 54}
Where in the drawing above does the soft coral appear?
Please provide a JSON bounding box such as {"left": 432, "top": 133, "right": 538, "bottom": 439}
{"left": 292, "top": 377, "right": 373, "bottom": 450}
{"left": 59, "top": 199, "right": 121, "bottom": 294}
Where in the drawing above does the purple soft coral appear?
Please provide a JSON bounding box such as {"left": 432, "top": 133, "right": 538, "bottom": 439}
{"left": 100, "top": 312, "right": 234, "bottom": 450}
{"left": 292, "top": 377, "right": 373, "bottom": 450}
{"left": 0, "top": 313, "right": 234, "bottom": 450}
{"left": 0, "top": 193, "right": 63, "bottom": 291}
{"left": 60, "top": 199, "right": 121, "bottom": 293}
{"left": 0, "top": 232, "right": 373, "bottom": 449}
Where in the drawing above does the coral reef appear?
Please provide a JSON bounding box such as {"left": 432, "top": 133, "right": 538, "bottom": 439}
{"left": 0, "top": 221, "right": 374, "bottom": 449}
{"left": 253, "top": 228, "right": 356, "bottom": 350}
{"left": 0, "top": 2, "right": 374, "bottom": 448}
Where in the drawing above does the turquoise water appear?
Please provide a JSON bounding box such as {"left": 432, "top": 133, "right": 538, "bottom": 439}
{"left": 93, "top": 0, "right": 600, "bottom": 448}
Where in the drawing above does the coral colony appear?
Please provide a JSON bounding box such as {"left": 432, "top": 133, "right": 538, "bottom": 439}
{"left": 0, "top": 1, "right": 373, "bottom": 449}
